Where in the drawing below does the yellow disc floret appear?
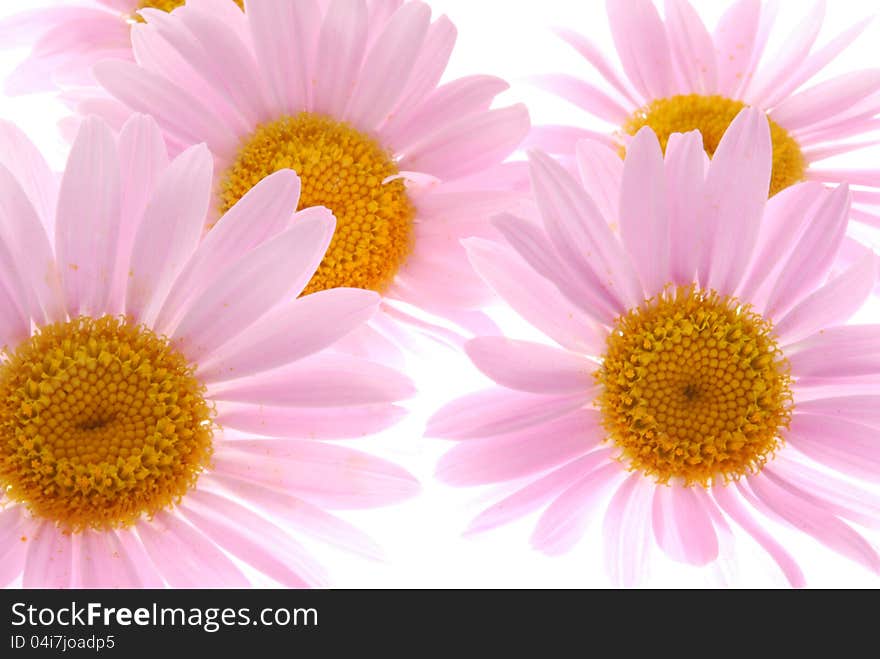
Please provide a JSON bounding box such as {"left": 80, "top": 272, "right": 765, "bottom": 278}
{"left": 220, "top": 112, "right": 415, "bottom": 295}
{"left": 596, "top": 286, "right": 792, "bottom": 486}
{"left": 0, "top": 316, "right": 214, "bottom": 532}
{"left": 624, "top": 94, "right": 806, "bottom": 196}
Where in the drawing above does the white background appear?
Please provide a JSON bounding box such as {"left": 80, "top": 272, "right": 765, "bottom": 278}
{"left": 1, "top": 0, "right": 879, "bottom": 588}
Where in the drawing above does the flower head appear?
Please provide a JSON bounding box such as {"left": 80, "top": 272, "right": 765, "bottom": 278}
{"left": 431, "top": 108, "right": 880, "bottom": 586}
{"left": 0, "top": 115, "right": 417, "bottom": 587}
{"left": 529, "top": 0, "right": 880, "bottom": 227}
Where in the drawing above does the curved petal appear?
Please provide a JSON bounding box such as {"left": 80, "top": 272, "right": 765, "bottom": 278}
{"left": 652, "top": 484, "right": 718, "bottom": 566}
{"left": 312, "top": 0, "right": 368, "bottom": 118}
{"left": 665, "top": 130, "right": 705, "bottom": 286}
{"left": 606, "top": 0, "right": 674, "bottom": 100}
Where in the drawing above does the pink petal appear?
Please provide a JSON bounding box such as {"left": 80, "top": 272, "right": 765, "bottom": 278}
{"left": 154, "top": 170, "right": 303, "bottom": 335}
{"left": 775, "top": 248, "right": 878, "bottom": 343}
{"left": 806, "top": 168, "right": 880, "bottom": 188}
{"left": 713, "top": 0, "right": 761, "bottom": 97}
{"left": 137, "top": 512, "right": 249, "bottom": 587}
{"left": 23, "top": 522, "right": 73, "bottom": 588}
{"left": 0, "top": 119, "right": 57, "bottom": 227}
{"left": 772, "top": 70, "right": 880, "bottom": 131}
{"left": 55, "top": 116, "right": 121, "bottom": 317}
{"left": 747, "top": 473, "right": 880, "bottom": 574}
{"left": 665, "top": 130, "right": 705, "bottom": 286}
{"left": 0, "top": 510, "right": 30, "bottom": 587}
{"left": 125, "top": 144, "right": 213, "bottom": 324}
{"left": 464, "top": 238, "right": 607, "bottom": 354}
{"left": 247, "top": 0, "right": 319, "bottom": 115}
{"left": 426, "top": 388, "right": 587, "bottom": 440}
{"left": 606, "top": 0, "right": 674, "bottom": 100}
{"left": 713, "top": 483, "right": 805, "bottom": 587}
{"left": 699, "top": 108, "right": 771, "bottom": 295}
{"left": 436, "top": 408, "right": 605, "bottom": 486}
{"left": 198, "top": 288, "right": 379, "bottom": 383}
{"left": 214, "top": 439, "right": 420, "bottom": 509}
{"left": 346, "top": 1, "right": 430, "bottom": 130}
{"left": 763, "top": 184, "right": 851, "bottom": 319}
{"left": 172, "top": 210, "right": 335, "bottom": 361}
{"left": 787, "top": 413, "right": 880, "bottom": 481}
{"left": 796, "top": 396, "right": 880, "bottom": 428}
{"left": 216, "top": 401, "right": 406, "bottom": 439}
{"left": 665, "top": 0, "right": 717, "bottom": 94}
{"left": 209, "top": 352, "right": 414, "bottom": 407}
{"left": 652, "top": 484, "right": 719, "bottom": 566}
{"left": 620, "top": 127, "right": 669, "bottom": 294}
{"left": 180, "top": 490, "right": 327, "bottom": 587}
{"left": 76, "top": 530, "right": 155, "bottom": 589}
{"left": 603, "top": 472, "right": 655, "bottom": 585}
{"left": 529, "top": 149, "right": 643, "bottom": 311}
{"left": 529, "top": 74, "right": 630, "bottom": 123}
{"left": 465, "top": 336, "right": 595, "bottom": 395}
{"left": 575, "top": 138, "right": 623, "bottom": 227}
{"left": 532, "top": 461, "right": 625, "bottom": 556}
{"left": 205, "top": 474, "right": 384, "bottom": 560}
{"left": 523, "top": 124, "right": 616, "bottom": 154}
{"left": 312, "top": 0, "right": 368, "bottom": 118}
{"left": 466, "top": 449, "right": 614, "bottom": 536}
{"left": 553, "top": 27, "right": 641, "bottom": 106}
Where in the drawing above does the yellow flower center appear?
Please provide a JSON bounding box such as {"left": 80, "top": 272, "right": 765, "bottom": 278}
{"left": 134, "top": 0, "right": 243, "bottom": 15}
{"left": 220, "top": 112, "right": 415, "bottom": 295}
{"left": 0, "top": 316, "right": 214, "bottom": 532}
{"left": 624, "top": 94, "right": 806, "bottom": 196}
{"left": 596, "top": 286, "right": 792, "bottom": 486}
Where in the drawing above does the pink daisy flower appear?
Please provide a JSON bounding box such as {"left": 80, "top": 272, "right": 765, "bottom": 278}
{"left": 53, "top": 0, "right": 531, "bottom": 350}
{"left": 0, "top": 114, "right": 418, "bottom": 588}
{"left": 430, "top": 108, "right": 880, "bottom": 587}
{"left": 529, "top": 0, "right": 880, "bottom": 227}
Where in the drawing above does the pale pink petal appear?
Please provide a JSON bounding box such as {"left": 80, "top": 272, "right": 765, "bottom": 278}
{"left": 787, "top": 413, "right": 880, "bottom": 482}
{"left": 713, "top": 0, "right": 761, "bottom": 97}
{"left": 606, "top": 0, "right": 674, "bottom": 100}
{"left": 76, "top": 530, "right": 157, "bottom": 589}
{"left": 137, "top": 512, "right": 249, "bottom": 587}
{"left": 796, "top": 396, "right": 880, "bottom": 428}
{"left": 312, "top": 0, "right": 368, "bottom": 117}
{"left": 665, "top": 131, "right": 705, "bottom": 286}
{"left": 532, "top": 461, "right": 625, "bottom": 555}
{"left": 23, "top": 522, "right": 73, "bottom": 588}
{"left": 713, "top": 483, "right": 805, "bottom": 587}
{"left": 55, "top": 116, "right": 121, "bottom": 317}
{"left": 700, "top": 108, "right": 771, "bottom": 295}
{"left": 0, "top": 260, "right": 30, "bottom": 348}
{"left": 747, "top": 473, "right": 880, "bottom": 574}
{"left": 436, "top": 409, "right": 604, "bottom": 486}
{"left": 153, "top": 170, "right": 303, "bottom": 335}
{"left": 652, "top": 484, "right": 718, "bottom": 566}
{"left": 575, "top": 138, "right": 623, "bottom": 227}
{"left": 93, "top": 59, "right": 238, "bottom": 156}
{"left": 746, "top": 0, "right": 824, "bottom": 104}
{"left": 620, "top": 127, "right": 669, "bottom": 294}
{"left": 465, "top": 337, "right": 595, "bottom": 395}
{"left": 0, "top": 119, "right": 57, "bottom": 227}
{"left": 464, "top": 238, "right": 607, "bottom": 354}
{"left": 247, "top": 0, "right": 319, "bottom": 114}
{"left": 806, "top": 168, "right": 880, "bottom": 187}
{"left": 125, "top": 144, "right": 213, "bottom": 324}
{"left": 205, "top": 474, "right": 384, "bottom": 560}
{"left": 426, "top": 388, "right": 587, "bottom": 440}
{"left": 172, "top": 211, "right": 335, "bottom": 361}
{"left": 775, "top": 248, "right": 878, "bottom": 343}
{"left": 529, "top": 74, "right": 630, "bottom": 123}
{"left": 803, "top": 138, "right": 880, "bottom": 162}
{"left": 466, "top": 449, "right": 614, "bottom": 536}
{"left": 772, "top": 70, "right": 880, "bottom": 132}
{"left": 0, "top": 509, "right": 30, "bottom": 587}
{"left": 399, "top": 104, "right": 529, "bottom": 180}
{"left": 214, "top": 439, "right": 420, "bottom": 509}
{"left": 603, "top": 473, "right": 655, "bottom": 585}
{"left": 198, "top": 288, "right": 379, "bottom": 383}
{"left": 346, "top": 1, "right": 430, "bottom": 130}
{"left": 114, "top": 528, "right": 166, "bottom": 588}
{"left": 523, "top": 124, "right": 616, "bottom": 154}
{"left": 665, "top": 0, "right": 717, "bottom": 94}
{"left": 529, "top": 150, "right": 643, "bottom": 310}
{"left": 209, "top": 353, "right": 415, "bottom": 407}
{"left": 0, "top": 165, "right": 64, "bottom": 324}
{"left": 763, "top": 185, "right": 851, "bottom": 319}
{"left": 216, "top": 401, "right": 406, "bottom": 439}
{"left": 180, "top": 491, "right": 327, "bottom": 587}
{"left": 553, "top": 27, "right": 641, "bottom": 106}
{"left": 492, "top": 212, "right": 620, "bottom": 324}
